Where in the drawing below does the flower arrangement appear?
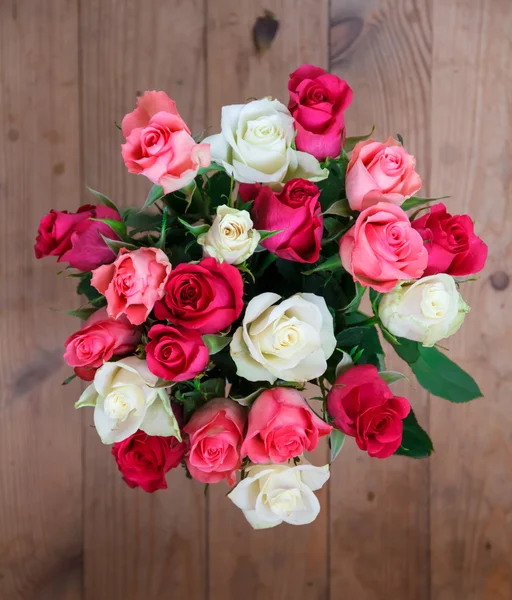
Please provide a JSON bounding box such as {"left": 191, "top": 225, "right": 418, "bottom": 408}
{"left": 35, "top": 65, "right": 487, "bottom": 529}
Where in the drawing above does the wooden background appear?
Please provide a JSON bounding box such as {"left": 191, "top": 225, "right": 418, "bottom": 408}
{"left": 0, "top": 0, "right": 511, "bottom": 598}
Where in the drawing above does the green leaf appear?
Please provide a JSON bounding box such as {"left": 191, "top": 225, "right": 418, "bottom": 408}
{"left": 392, "top": 337, "right": 421, "bottom": 363}
{"left": 330, "top": 429, "right": 346, "bottom": 462}
{"left": 197, "top": 162, "right": 224, "bottom": 175}
{"left": 62, "top": 374, "right": 77, "bottom": 386}
{"left": 395, "top": 409, "right": 433, "bottom": 458}
{"left": 231, "top": 387, "right": 265, "bottom": 407}
{"left": 91, "top": 218, "right": 127, "bottom": 239}
{"left": 322, "top": 198, "right": 352, "bottom": 217}
{"left": 155, "top": 207, "right": 168, "bottom": 250}
{"left": 99, "top": 234, "right": 138, "bottom": 253}
{"left": 63, "top": 306, "right": 99, "bottom": 320}
{"left": 344, "top": 126, "right": 375, "bottom": 153}
{"left": 142, "top": 184, "right": 165, "bottom": 209}
{"left": 202, "top": 334, "right": 232, "bottom": 355}
{"left": 341, "top": 281, "right": 366, "bottom": 313}
{"left": 336, "top": 325, "right": 384, "bottom": 369}
{"left": 178, "top": 217, "right": 210, "bottom": 237}
{"left": 76, "top": 272, "right": 103, "bottom": 303}
{"left": 396, "top": 133, "right": 404, "bottom": 146}
{"left": 258, "top": 229, "right": 284, "bottom": 242}
{"left": 124, "top": 209, "right": 164, "bottom": 234}
{"left": 302, "top": 254, "right": 342, "bottom": 276}
{"left": 401, "top": 195, "right": 450, "bottom": 212}
{"left": 378, "top": 370, "right": 408, "bottom": 385}
{"left": 86, "top": 187, "right": 118, "bottom": 212}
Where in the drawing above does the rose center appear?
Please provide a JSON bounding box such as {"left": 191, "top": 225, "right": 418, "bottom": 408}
{"left": 266, "top": 488, "right": 304, "bottom": 517}
{"left": 221, "top": 217, "right": 247, "bottom": 240}
{"left": 104, "top": 385, "right": 144, "bottom": 422}
{"left": 421, "top": 284, "right": 451, "bottom": 319}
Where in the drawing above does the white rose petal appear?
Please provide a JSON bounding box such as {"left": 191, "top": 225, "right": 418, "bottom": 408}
{"left": 379, "top": 274, "right": 470, "bottom": 347}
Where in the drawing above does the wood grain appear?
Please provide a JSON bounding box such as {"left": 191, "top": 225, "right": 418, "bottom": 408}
{"left": 79, "top": 2, "right": 207, "bottom": 599}
{"left": 329, "top": 1, "right": 432, "bottom": 599}
{"left": 205, "top": 2, "right": 330, "bottom": 598}
{"left": 0, "top": 0, "right": 83, "bottom": 598}
{"left": 429, "top": 1, "right": 512, "bottom": 598}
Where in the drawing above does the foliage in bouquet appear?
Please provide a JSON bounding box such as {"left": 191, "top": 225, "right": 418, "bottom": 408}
{"left": 35, "top": 64, "right": 487, "bottom": 529}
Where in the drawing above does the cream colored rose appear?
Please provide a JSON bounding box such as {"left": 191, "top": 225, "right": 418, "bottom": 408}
{"left": 75, "top": 356, "right": 180, "bottom": 444}
{"left": 197, "top": 205, "right": 260, "bottom": 265}
{"left": 204, "top": 98, "right": 328, "bottom": 185}
{"left": 379, "top": 274, "right": 470, "bottom": 347}
{"left": 230, "top": 292, "right": 336, "bottom": 383}
{"left": 227, "top": 459, "right": 330, "bottom": 529}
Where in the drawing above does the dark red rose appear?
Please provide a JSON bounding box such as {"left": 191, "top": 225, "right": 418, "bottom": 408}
{"left": 247, "top": 179, "right": 323, "bottom": 263}
{"left": 146, "top": 324, "right": 209, "bottom": 382}
{"left": 112, "top": 429, "right": 186, "bottom": 492}
{"left": 327, "top": 364, "right": 410, "bottom": 458}
{"left": 288, "top": 64, "right": 353, "bottom": 161}
{"left": 411, "top": 203, "right": 488, "bottom": 277}
{"left": 154, "top": 257, "right": 244, "bottom": 334}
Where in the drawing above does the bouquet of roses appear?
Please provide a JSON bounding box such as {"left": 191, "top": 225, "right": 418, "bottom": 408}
{"left": 35, "top": 65, "right": 487, "bottom": 529}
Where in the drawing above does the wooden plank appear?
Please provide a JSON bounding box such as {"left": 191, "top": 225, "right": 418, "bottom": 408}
{"left": 0, "top": 1, "right": 83, "bottom": 598}
{"left": 429, "top": 1, "right": 512, "bottom": 598}
{"left": 329, "top": 2, "right": 432, "bottom": 599}
{"left": 205, "top": 2, "right": 330, "bottom": 599}
{"left": 79, "top": 2, "right": 207, "bottom": 599}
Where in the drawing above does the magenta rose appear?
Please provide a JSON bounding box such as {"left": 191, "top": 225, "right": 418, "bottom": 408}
{"left": 121, "top": 90, "right": 210, "bottom": 194}
{"left": 340, "top": 202, "right": 428, "bottom": 292}
{"left": 247, "top": 179, "right": 323, "bottom": 263}
{"left": 345, "top": 138, "right": 422, "bottom": 211}
{"left": 154, "top": 257, "right": 244, "bottom": 334}
{"left": 327, "top": 364, "right": 410, "bottom": 458}
{"left": 241, "top": 388, "right": 332, "bottom": 463}
{"left": 184, "top": 398, "right": 246, "bottom": 484}
{"left": 411, "top": 203, "right": 488, "bottom": 277}
{"left": 145, "top": 324, "right": 209, "bottom": 382}
{"left": 288, "top": 64, "right": 353, "bottom": 161}
{"left": 112, "top": 429, "right": 186, "bottom": 492}
{"left": 34, "top": 204, "right": 121, "bottom": 271}
{"left": 91, "top": 247, "right": 171, "bottom": 325}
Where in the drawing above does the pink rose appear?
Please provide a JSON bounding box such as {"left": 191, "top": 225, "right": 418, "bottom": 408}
{"left": 35, "top": 204, "right": 121, "bottom": 271}
{"left": 340, "top": 202, "right": 428, "bottom": 292}
{"left": 241, "top": 388, "right": 332, "bottom": 463}
{"left": 121, "top": 91, "right": 210, "bottom": 194}
{"left": 346, "top": 138, "right": 422, "bottom": 211}
{"left": 64, "top": 308, "right": 141, "bottom": 381}
{"left": 145, "top": 324, "right": 209, "bottom": 382}
{"left": 91, "top": 247, "right": 171, "bottom": 325}
{"left": 288, "top": 64, "right": 353, "bottom": 161}
{"left": 184, "top": 398, "right": 246, "bottom": 484}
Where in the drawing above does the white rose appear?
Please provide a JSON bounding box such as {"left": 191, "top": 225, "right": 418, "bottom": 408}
{"left": 379, "top": 274, "right": 470, "bottom": 347}
{"left": 197, "top": 205, "right": 260, "bottom": 265}
{"left": 228, "top": 459, "right": 330, "bottom": 529}
{"left": 204, "top": 98, "right": 328, "bottom": 185}
{"left": 230, "top": 292, "right": 336, "bottom": 383}
{"left": 75, "top": 357, "right": 180, "bottom": 444}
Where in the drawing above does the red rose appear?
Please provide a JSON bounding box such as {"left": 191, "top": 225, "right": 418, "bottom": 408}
{"left": 64, "top": 308, "right": 141, "bottom": 381}
{"left": 247, "top": 179, "right": 323, "bottom": 263}
{"left": 411, "top": 203, "right": 488, "bottom": 277}
{"left": 154, "top": 257, "right": 244, "bottom": 334}
{"left": 34, "top": 204, "right": 122, "bottom": 271}
{"left": 184, "top": 398, "right": 246, "bottom": 484}
{"left": 327, "top": 364, "right": 410, "bottom": 458}
{"left": 112, "top": 429, "right": 185, "bottom": 492}
{"left": 288, "top": 64, "right": 353, "bottom": 161}
{"left": 146, "top": 324, "right": 209, "bottom": 382}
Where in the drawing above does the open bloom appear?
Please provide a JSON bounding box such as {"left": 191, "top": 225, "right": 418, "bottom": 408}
{"left": 230, "top": 292, "right": 336, "bottom": 383}
{"left": 228, "top": 459, "right": 330, "bottom": 529}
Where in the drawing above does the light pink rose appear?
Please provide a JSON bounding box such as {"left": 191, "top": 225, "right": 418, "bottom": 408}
{"left": 241, "top": 388, "right": 332, "bottom": 463}
{"left": 121, "top": 91, "right": 210, "bottom": 194}
{"left": 346, "top": 138, "right": 422, "bottom": 211}
{"left": 340, "top": 202, "right": 428, "bottom": 293}
{"left": 91, "top": 247, "right": 171, "bottom": 325}
{"left": 184, "top": 398, "right": 246, "bottom": 485}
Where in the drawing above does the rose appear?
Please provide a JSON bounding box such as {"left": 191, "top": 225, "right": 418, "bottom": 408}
{"left": 345, "top": 138, "right": 422, "bottom": 211}
{"left": 184, "top": 398, "right": 246, "bottom": 484}
{"left": 248, "top": 178, "right": 323, "bottom": 263}
{"left": 121, "top": 90, "right": 210, "bottom": 194}
{"left": 230, "top": 292, "right": 336, "bottom": 383}
{"left": 154, "top": 257, "right": 244, "bottom": 334}
{"left": 327, "top": 364, "right": 410, "bottom": 458}
{"left": 34, "top": 204, "right": 122, "bottom": 271}
{"left": 91, "top": 247, "right": 171, "bottom": 326}
{"left": 288, "top": 64, "right": 353, "bottom": 161}
{"left": 75, "top": 357, "right": 180, "bottom": 444}
{"left": 340, "top": 202, "right": 428, "bottom": 292}
{"left": 145, "top": 324, "right": 209, "bottom": 382}
{"left": 411, "top": 203, "right": 488, "bottom": 276}
{"left": 197, "top": 206, "right": 260, "bottom": 265}
{"left": 241, "top": 388, "right": 332, "bottom": 463}
{"left": 64, "top": 308, "right": 141, "bottom": 381}
{"left": 379, "top": 274, "right": 469, "bottom": 346}
{"left": 227, "top": 459, "right": 330, "bottom": 529}
{"left": 203, "top": 97, "right": 328, "bottom": 185}
{"left": 112, "top": 429, "right": 185, "bottom": 493}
